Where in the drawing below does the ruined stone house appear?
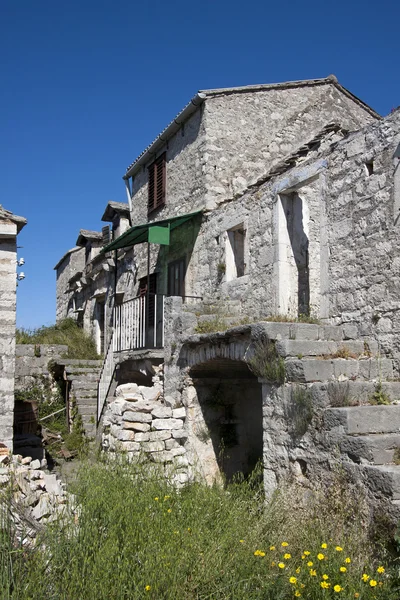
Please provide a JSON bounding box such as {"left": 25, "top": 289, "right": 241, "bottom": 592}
{"left": 0, "top": 205, "right": 26, "bottom": 451}
{"left": 55, "top": 76, "right": 400, "bottom": 510}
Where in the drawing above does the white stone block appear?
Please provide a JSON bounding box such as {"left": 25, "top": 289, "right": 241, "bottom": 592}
{"left": 152, "top": 418, "right": 184, "bottom": 430}
{"left": 151, "top": 406, "right": 172, "bottom": 419}
{"left": 172, "top": 407, "right": 186, "bottom": 419}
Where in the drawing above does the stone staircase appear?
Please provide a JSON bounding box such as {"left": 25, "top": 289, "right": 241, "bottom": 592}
{"left": 61, "top": 359, "right": 103, "bottom": 438}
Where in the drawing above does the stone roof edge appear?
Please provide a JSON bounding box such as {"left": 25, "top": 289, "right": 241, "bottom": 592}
{"left": 53, "top": 246, "right": 81, "bottom": 271}
{"left": 0, "top": 205, "right": 27, "bottom": 233}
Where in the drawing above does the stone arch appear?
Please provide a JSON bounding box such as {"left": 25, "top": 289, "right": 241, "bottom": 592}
{"left": 186, "top": 356, "right": 263, "bottom": 483}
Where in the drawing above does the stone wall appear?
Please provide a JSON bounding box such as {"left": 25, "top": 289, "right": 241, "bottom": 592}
{"left": 54, "top": 247, "right": 85, "bottom": 322}
{"left": 0, "top": 207, "right": 26, "bottom": 451}
{"left": 15, "top": 344, "right": 68, "bottom": 390}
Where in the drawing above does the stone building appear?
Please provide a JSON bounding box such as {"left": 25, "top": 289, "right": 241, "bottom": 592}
{"left": 0, "top": 205, "right": 26, "bottom": 451}
{"left": 55, "top": 76, "right": 400, "bottom": 510}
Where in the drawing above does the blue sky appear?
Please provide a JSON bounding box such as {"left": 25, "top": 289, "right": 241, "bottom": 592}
{"left": 1, "top": 0, "right": 399, "bottom": 328}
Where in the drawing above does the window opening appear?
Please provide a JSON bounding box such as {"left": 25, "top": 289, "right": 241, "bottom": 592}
{"left": 148, "top": 153, "right": 166, "bottom": 215}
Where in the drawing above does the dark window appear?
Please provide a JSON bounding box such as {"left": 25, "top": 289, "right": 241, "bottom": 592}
{"left": 168, "top": 258, "right": 186, "bottom": 297}
{"left": 148, "top": 153, "right": 166, "bottom": 215}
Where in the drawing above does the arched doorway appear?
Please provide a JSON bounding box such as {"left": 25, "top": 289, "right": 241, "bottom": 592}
{"left": 189, "top": 358, "right": 263, "bottom": 482}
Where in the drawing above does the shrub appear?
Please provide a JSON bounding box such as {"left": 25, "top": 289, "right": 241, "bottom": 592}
{"left": 328, "top": 382, "right": 357, "bottom": 407}
{"left": 16, "top": 318, "right": 100, "bottom": 360}
{"left": 286, "top": 385, "right": 314, "bottom": 437}
{"left": 246, "top": 337, "right": 285, "bottom": 383}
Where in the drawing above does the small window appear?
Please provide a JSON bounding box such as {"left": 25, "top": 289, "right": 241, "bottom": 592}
{"left": 148, "top": 153, "right": 166, "bottom": 215}
{"left": 139, "top": 274, "right": 157, "bottom": 326}
{"left": 225, "top": 225, "right": 246, "bottom": 281}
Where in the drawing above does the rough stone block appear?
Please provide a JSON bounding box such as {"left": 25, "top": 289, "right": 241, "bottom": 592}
{"left": 119, "top": 441, "right": 140, "bottom": 452}
{"left": 142, "top": 440, "right": 165, "bottom": 452}
{"left": 152, "top": 418, "right": 184, "bottom": 430}
{"left": 123, "top": 411, "right": 152, "bottom": 423}
{"left": 172, "top": 429, "right": 188, "bottom": 440}
{"left": 148, "top": 450, "right": 174, "bottom": 463}
{"left": 302, "top": 359, "right": 335, "bottom": 382}
{"left": 134, "top": 432, "right": 150, "bottom": 442}
{"left": 148, "top": 430, "right": 172, "bottom": 441}
{"left": 123, "top": 422, "right": 151, "bottom": 432}
{"left": 140, "top": 386, "right": 161, "bottom": 402}
{"left": 117, "top": 430, "right": 136, "bottom": 442}
{"left": 151, "top": 406, "right": 172, "bottom": 419}
{"left": 122, "top": 400, "right": 155, "bottom": 413}
{"left": 165, "top": 438, "right": 180, "bottom": 450}
{"left": 172, "top": 407, "right": 186, "bottom": 419}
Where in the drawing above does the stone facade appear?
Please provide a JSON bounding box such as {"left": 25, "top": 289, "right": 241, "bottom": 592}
{"left": 54, "top": 76, "right": 400, "bottom": 510}
{"left": 0, "top": 205, "right": 26, "bottom": 451}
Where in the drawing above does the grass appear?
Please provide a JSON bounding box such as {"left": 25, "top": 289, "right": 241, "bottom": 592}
{"left": 328, "top": 382, "right": 357, "bottom": 408}
{"left": 16, "top": 318, "right": 101, "bottom": 360}
{"left": 195, "top": 313, "right": 320, "bottom": 334}
{"left": 286, "top": 386, "right": 314, "bottom": 437}
{"left": 0, "top": 458, "right": 398, "bottom": 599}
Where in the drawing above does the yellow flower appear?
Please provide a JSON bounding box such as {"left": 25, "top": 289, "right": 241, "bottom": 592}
{"left": 167, "top": 508, "right": 172, "bottom": 513}
{"left": 187, "top": 528, "right": 191, "bottom": 532}
{"left": 300, "top": 584, "right": 305, "bottom": 589}
{"left": 163, "top": 495, "right": 170, "bottom": 501}
{"left": 361, "top": 574, "right": 370, "bottom": 582}
{"left": 271, "top": 561, "right": 276, "bottom": 567}
{"left": 295, "top": 592, "right": 301, "bottom": 598}
{"left": 154, "top": 497, "right": 159, "bottom": 501}
{"left": 254, "top": 550, "right": 265, "bottom": 557}
{"left": 322, "top": 574, "right": 329, "bottom": 580}
{"left": 354, "top": 594, "right": 360, "bottom": 598}
{"left": 281, "top": 542, "right": 289, "bottom": 547}
{"left": 334, "top": 585, "right": 343, "bottom": 592}
{"left": 340, "top": 567, "right": 347, "bottom": 573}
{"left": 307, "top": 561, "right": 313, "bottom": 567}
{"left": 301, "top": 555, "right": 306, "bottom": 560}
{"left": 369, "top": 580, "right": 377, "bottom": 587}
{"left": 320, "top": 581, "right": 330, "bottom": 589}
{"left": 345, "top": 557, "right": 351, "bottom": 564}
{"left": 289, "top": 576, "right": 297, "bottom": 584}
{"left": 335, "top": 546, "right": 343, "bottom": 552}
{"left": 239, "top": 539, "right": 245, "bottom": 543}
{"left": 317, "top": 553, "right": 325, "bottom": 560}
{"left": 278, "top": 562, "right": 285, "bottom": 569}
{"left": 269, "top": 545, "right": 276, "bottom": 551}
{"left": 145, "top": 585, "right": 151, "bottom": 591}
{"left": 377, "top": 566, "right": 385, "bottom": 574}
{"left": 304, "top": 551, "right": 311, "bottom": 556}
{"left": 321, "top": 543, "right": 328, "bottom": 549}
{"left": 284, "top": 553, "right": 291, "bottom": 559}
{"left": 296, "top": 567, "right": 301, "bottom": 574}
{"left": 310, "top": 569, "right": 317, "bottom": 576}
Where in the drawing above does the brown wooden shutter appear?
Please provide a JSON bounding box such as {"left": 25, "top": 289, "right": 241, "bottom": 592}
{"left": 148, "top": 153, "right": 166, "bottom": 214}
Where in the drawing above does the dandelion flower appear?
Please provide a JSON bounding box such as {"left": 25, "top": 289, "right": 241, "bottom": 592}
{"left": 377, "top": 566, "right": 385, "bottom": 574}
{"left": 304, "top": 551, "right": 311, "bottom": 556}
{"left": 296, "top": 567, "right": 301, "bottom": 574}
{"left": 317, "top": 553, "right": 325, "bottom": 560}
{"left": 361, "top": 574, "right": 370, "bottom": 582}
{"left": 254, "top": 550, "right": 265, "bottom": 557}
{"left": 301, "top": 555, "right": 306, "bottom": 560}
{"left": 354, "top": 594, "right": 360, "bottom": 598}
{"left": 334, "top": 585, "right": 343, "bottom": 592}
{"left": 289, "top": 577, "right": 297, "bottom": 584}
{"left": 369, "top": 580, "right": 377, "bottom": 587}
{"left": 321, "top": 543, "right": 328, "bottom": 549}
{"left": 320, "top": 581, "right": 330, "bottom": 589}
{"left": 284, "top": 553, "right": 291, "bottom": 559}
{"left": 269, "top": 545, "right": 276, "bottom": 551}
{"left": 335, "top": 546, "right": 343, "bottom": 552}
{"left": 310, "top": 569, "right": 317, "bottom": 577}
{"left": 163, "top": 495, "right": 170, "bottom": 501}
{"left": 340, "top": 567, "right": 347, "bottom": 573}
{"left": 145, "top": 585, "right": 151, "bottom": 591}
{"left": 345, "top": 557, "right": 351, "bottom": 564}
{"left": 281, "top": 542, "right": 289, "bottom": 547}
{"left": 154, "top": 497, "right": 159, "bottom": 501}
{"left": 295, "top": 592, "right": 301, "bottom": 598}
{"left": 307, "top": 561, "right": 313, "bottom": 567}
{"left": 278, "top": 562, "right": 285, "bottom": 569}
{"left": 167, "top": 508, "right": 172, "bottom": 513}
{"left": 322, "top": 574, "right": 329, "bottom": 580}
{"left": 239, "top": 539, "right": 245, "bottom": 543}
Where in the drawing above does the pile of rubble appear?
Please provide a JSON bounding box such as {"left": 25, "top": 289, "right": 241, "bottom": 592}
{"left": 0, "top": 453, "right": 74, "bottom": 545}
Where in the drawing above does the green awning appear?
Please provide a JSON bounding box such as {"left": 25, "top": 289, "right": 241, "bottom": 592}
{"left": 101, "top": 210, "right": 203, "bottom": 253}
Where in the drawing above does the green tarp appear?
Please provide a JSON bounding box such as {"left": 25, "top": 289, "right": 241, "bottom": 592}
{"left": 101, "top": 210, "right": 202, "bottom": 253}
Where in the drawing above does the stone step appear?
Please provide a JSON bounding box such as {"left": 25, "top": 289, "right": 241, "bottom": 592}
{"left": 276, "top": 339, "right": 378, "bottom": 358}
{"left": 362, "top": 464, "right": 400, "bottom": 501}
{"left": 285, "top": 357, "right": 393, "bottom": 383}
{"left": 71, "top": 381, "right": 98, "bottom": 391}
{"left": 75, "top": 404, "right": 97, "bottom": 416}
{"left": 340, "top": 433, "right": 400, "bottom": 465}
{"left": 327, "top": 381, "right": 400, "bottom": 405}
{"left": 60, "top": 359, "right": 103, "bottom": 367}
{"left": 65, "top": 368, "right": 101, "bottom": 377}
{"left": 324, "top": 406, "right": 400, "bottom": 435}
